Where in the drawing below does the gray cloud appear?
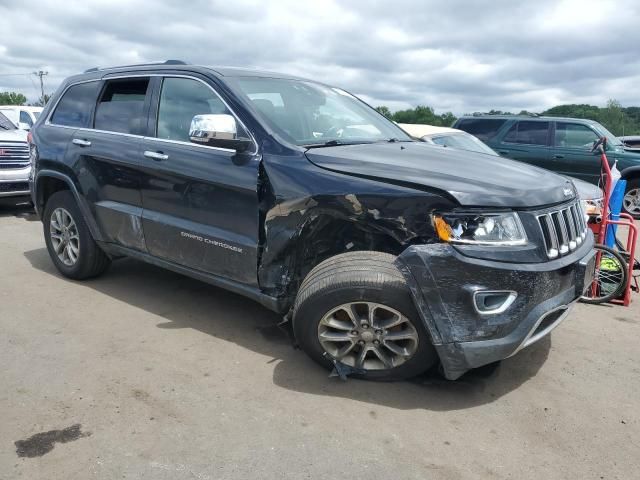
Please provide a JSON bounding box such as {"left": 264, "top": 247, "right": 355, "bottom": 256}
{"left": 0, "top": 0, "right": 638, "bottom": 114}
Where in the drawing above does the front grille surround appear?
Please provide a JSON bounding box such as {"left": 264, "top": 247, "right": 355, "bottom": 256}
{"left": 537, "top": 201, "right": 587, "bottom": 259}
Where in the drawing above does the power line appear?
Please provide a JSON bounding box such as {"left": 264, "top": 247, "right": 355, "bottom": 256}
{"left": 0, "top": 72, "right": 33, "bottom": 77}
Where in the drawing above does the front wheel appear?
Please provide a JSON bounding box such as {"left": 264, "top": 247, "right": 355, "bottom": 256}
{"left": 622, "top": 178, "right": 640, "bottom": 219}
{"left": 293, "top": 251, "right": 437, "bottom": 381}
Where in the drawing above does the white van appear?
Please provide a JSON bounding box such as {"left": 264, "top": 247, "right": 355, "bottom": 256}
{"left": 0, "top": 106, "right": 43, "bottom": 130}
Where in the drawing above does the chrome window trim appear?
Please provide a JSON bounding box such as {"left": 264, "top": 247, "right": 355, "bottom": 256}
{"left": 45, "top": 73, "right": 257, "bottom": 154}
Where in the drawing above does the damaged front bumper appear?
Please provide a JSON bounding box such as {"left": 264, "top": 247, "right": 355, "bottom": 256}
{"left": 396, "top": 238, "right": 596, "bottom": 380}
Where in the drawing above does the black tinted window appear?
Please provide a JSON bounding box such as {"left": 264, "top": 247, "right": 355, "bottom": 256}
{"left": 456, "top": 118, "right": 507, "bottom": 141}
{"left": 157, "top": 77, "right": 231, "bottom": 142}
{"left": 503, "top": 121, "right": 550, "bottom": 146}
{"left": 50, "top": 81, "right": 100, "bottom": 128}
{"left": 94, "top": 78, "right": 149, "bottom": 134}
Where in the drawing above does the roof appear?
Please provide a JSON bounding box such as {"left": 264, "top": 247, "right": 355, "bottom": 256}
{"left": 457, "top": 114, "right": 599, "bottom": 124}
{"left": 78, "top": 60, "right": 307, "bottom": 81}
{"left": 397, "top": 123, "right": 460, "bottom": 138}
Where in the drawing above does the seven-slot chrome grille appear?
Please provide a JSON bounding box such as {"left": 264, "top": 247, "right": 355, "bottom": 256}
{"left": 0, "top": 141, "right": 29, "bottom": 164}
{"left": 537, "top": 201, "right": 587, "bottom": 259}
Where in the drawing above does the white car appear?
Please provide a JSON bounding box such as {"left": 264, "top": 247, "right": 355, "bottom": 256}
{"left": 0, "top": 106, "right": 43, "bottom": 130}
{"left": 0, "top": 112, "right": 30, "bottom": 200}
{"left": 398, "top": 123, "right": 604, "bottom": 217}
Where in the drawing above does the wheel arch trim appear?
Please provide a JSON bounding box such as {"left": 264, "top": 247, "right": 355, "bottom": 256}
{"left": 34, "top": 169, "right": 105, "bottom": 242}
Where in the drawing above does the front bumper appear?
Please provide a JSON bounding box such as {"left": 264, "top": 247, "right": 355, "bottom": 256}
{"left": 0, "top": 165, "right": 31, "bottom": 197}
{"left": 396, "top": 237, "right": 595, "bottom": 379}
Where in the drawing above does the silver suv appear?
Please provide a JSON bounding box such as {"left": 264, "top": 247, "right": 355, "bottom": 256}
{"left": 0, "top": 112, "right": 30, "bottom": 200}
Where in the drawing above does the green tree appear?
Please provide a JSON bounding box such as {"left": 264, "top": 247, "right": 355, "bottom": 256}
{"left": 0, "top": 91, "right": 27, "bottom": 105}
{"left": 31, "top": 94, "right": 51, "bottom": 107}
{"left": 375, "top": 106, "right": 393, "bottom": 119}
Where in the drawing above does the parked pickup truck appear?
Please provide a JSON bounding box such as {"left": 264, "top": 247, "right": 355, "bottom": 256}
{"left": 30, "top": 61, "right": 595, "bottom": 380}
{"left": 0, "top": 112, "right": 31, "bottom": 201}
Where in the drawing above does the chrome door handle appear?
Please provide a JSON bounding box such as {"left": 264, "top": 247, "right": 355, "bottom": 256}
{"left": 72, "top": 138, "right": 91, "bottom": 147}
{"left": 144, "top": 151, "right": 169, "bottom": 161}
{"left": 553, "top": 154, "right": 565, "bottom": 159}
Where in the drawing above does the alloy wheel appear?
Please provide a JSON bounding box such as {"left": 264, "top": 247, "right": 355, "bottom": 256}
{"left": 318, "top": 302, "right": 419, "bottom": 371}
{"left": 50, "top": 207, "right": 80, "bottom": 266}
{"left": 623, "top": 187, "right": 640, "bottom": 216}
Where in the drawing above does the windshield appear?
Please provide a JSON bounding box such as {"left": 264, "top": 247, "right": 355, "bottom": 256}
{"left": 591, "top": 122, "right": 623, "bottom": 147}
{"left": 431, "top": 133, "right": 498, "bottom": 156}
{"left": 229, "top": 77, "right": 411, "bottom": 146}
{"left": 0, "top": 112, "right": 17, "bottom": 130}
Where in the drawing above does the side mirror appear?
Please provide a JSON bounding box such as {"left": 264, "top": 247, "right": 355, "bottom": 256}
{"left": 17, "top": 122, "right": 31, "bottom": 131}
{"left": 189, "top": 114, "right": 252, "bottom": 152}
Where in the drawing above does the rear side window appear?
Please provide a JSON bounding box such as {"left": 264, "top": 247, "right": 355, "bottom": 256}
{"left": 455, "top": 118, "right": 507, "bottom": 141}
{"left": 94, "top": 78, "right": 150, "bottom": 134}
{"left": 50, "top": 81, "right": 100, "bottom": 128}
{"left": 503, "top": 121, "right": 550, "bottom": 146}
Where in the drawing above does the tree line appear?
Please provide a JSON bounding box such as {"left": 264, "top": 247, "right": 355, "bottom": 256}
{"left": 376, "top": 99, "right": 640, "bottom": 136}
{"left": 0, "top": 91, "right": 50, "bottom": 107}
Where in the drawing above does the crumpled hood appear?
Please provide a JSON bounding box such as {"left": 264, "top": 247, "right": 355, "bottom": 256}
{"left": 0, "top": 128, "right": 28, "bottom": 142}
{"left": 305, "top": 142, "right": 576, "bottom": 208}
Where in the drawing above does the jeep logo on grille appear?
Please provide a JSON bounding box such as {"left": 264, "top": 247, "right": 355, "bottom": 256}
{"left": 562, "top": 187, "right": 573, "bottom": 197}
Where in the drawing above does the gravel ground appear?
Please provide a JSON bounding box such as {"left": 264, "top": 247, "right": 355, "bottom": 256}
{"left": 1, "top": 203, "right": 639, "bottom": 480}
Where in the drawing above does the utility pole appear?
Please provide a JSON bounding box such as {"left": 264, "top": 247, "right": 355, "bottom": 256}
{"left": 32, "top": 70, "right": 48, "bottom": 102}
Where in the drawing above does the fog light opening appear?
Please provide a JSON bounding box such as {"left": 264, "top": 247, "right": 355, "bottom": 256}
{"left": 473, "top": 290, "right": 517, "bottom": 315}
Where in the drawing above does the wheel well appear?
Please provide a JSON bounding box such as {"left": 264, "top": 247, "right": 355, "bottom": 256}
{"left": 289, "top": 218, "right": 406, "bottom": 295}
{"left": 37, "top": 176, "right": 70, "bottom": 212}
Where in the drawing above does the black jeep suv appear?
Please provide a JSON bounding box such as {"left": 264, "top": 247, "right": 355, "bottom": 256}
{"left": 30, "top": 61, "right": 595, "bottom": 380}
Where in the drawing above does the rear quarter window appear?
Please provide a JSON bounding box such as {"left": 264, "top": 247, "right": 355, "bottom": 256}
{"left": 455, "top": 118, "right": 507, "bottom": 141}
{"left": 50, "top": 81, "right": 101, "bottom": 128}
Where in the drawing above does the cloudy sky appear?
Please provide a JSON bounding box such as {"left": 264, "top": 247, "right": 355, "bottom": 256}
{"left": 1, "top": 0, "right": 639, "bottom": 114}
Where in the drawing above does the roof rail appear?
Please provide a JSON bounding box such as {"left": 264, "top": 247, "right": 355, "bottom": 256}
{"left": 84, "top": 60, "right": 189, "bottom": 73}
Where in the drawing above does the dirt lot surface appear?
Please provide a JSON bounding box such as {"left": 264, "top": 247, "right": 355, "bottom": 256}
{"left": 1, "top": 204, "right": 639, "bottom": 480}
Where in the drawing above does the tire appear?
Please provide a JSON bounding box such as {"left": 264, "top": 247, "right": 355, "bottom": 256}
{"left": 580, "top": 244, "right": 628, "bottom": 304}
{"left": 293, "top": 251, "right": 437, "bottom": 381}
{"left": 43, "top": 190, "right": 111, "bottom": 280}
{"left": 622, "top": 178, "right": 640, "bottom": 219}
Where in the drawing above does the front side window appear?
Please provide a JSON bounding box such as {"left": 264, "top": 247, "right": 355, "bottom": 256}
{"left": 554, "top": 123, "right": 599, "bottom": 149}
{"left": 94, "top": 78, "right": 150, "bottom": 134}
{"left": 156, "top": 77, "right": 232, "bottom": 142}
{"left": 228, "top": 77, "right": 410, "bottom": 146}
{"left": 455, "top": 119, "right": 507, "bottom": 141}
{"left": 503, "top": 121, "right": 550, "bottom": 146}
{"left": 50, "top": 81, "right": 101, "bottom": 128}
{"left": 20, "top": 110, "right": 33, "bottom": 126}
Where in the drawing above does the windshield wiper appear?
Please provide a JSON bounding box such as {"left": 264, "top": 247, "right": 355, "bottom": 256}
{"left": 304, "top": 139, "right": 372, "bottom": 149}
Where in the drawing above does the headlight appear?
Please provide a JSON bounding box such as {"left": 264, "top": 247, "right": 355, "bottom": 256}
{"left": 432, "top": 211, "right": 527, "bottom": 245}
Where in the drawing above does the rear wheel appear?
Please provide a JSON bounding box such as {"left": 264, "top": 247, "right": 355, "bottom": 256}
{"left": 293, "top": 251, "right": 437, "bottom": 380}
{"left": 43, "top": 190, "right": 111, "bottom": 279}
{"left": 622, "top": 178, "right": 640, "bottom": 219}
